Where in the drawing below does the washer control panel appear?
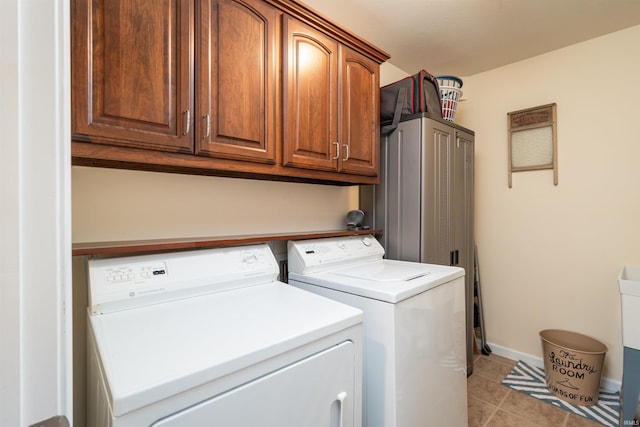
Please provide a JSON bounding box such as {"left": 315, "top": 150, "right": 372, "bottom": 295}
{"left": 288, "top": 235, "right": 384, "bottom": 274}
{"left": 88, "top": 244, "right": 278, "bottom": 314}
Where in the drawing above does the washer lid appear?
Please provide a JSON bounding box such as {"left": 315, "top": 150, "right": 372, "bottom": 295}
{"left": 89, "top": 282, "right": 362, "bottom": 418}
{"left": 332, "top": 261, "right": 432, "bottom": 282}
{"left": 289, "top": 259, "right": 464, "bottom": 303}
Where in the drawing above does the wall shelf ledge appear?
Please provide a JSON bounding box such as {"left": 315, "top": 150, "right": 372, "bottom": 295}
{"left": 72, "top": 229, "right": 382, "bottom": 256}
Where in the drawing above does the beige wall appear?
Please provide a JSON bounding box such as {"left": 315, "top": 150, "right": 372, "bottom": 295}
{"left": 72, "top": 167, "right": 359, "bottom": 243}
{"left": 380, "top": 62, "right": 410, "bottom": 86}
{"left": 457, "top": 25, "right": 640, "bottom": 382}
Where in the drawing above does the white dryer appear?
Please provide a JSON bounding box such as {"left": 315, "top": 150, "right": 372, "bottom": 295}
{"left": 287, "top": 235, "right": 468, "bottom": 427}
{"left": 86, "top": 244, "right": 363, "bottom": 427}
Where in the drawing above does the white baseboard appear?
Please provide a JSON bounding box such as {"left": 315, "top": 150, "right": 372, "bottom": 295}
{"left": 484, "top": 341, "right": 622, "bottom": 393}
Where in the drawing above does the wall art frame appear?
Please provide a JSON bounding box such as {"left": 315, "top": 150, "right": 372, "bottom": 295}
{"left": 507, "top": 103, "right": 557, "bottom": 188}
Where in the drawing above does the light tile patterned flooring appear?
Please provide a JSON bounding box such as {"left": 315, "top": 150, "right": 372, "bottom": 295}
{"left": 467, "top": 353, "right": 603, "bottom": 427}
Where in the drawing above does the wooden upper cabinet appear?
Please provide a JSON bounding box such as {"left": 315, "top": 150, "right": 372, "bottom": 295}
{"left": 196, "top": 0, "right": 277, "bottom": 164}
{"left": 339, "top": 47, "right": 380, "bottom": 177}
{"left": 71, "top": 0, "right": 390, "bottom": 184}
{"left": 282, "top": 17, "right": 379, "bottom": 177}
{"left": 282, "top": 16, "right": 339, "bottom": 172}
{"left": 71, "top": 0, "right": 194, "bottom": 152}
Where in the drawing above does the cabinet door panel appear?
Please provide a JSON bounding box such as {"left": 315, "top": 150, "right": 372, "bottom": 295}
{"left": 71, "top": 0, "right": 193, "bottom": 152}
{"left": 339, "top": 47, "right": 379, "bottom": 177}
{"left": 197, "top": 0, "right": 277, "bottom": 163}
{"left": 452, "top": 131, "right": 474, "bottom": 276}
{"left": 453, "top": 129, "right": 475, "bottom": 374}
{"left": 283, "top": 17, "right": 338, "bottom": 172}
{"left": 422, "top": 121, "right": 454, "bottom": 267}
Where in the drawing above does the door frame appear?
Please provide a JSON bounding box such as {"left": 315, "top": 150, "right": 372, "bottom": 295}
{"left": 0, "top": 0, "right": 72, "bottom": 425}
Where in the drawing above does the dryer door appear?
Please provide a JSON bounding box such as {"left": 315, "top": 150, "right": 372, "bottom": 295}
{"left": 151, "top": 341, "right": 355, "bottom": 427}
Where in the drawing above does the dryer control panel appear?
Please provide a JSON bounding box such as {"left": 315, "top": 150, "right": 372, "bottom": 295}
{"left": 88, "top": 244, "right": 278, "bottom": 314}
{"left": 288, "top": 235, "right": 384, "bottom": 274}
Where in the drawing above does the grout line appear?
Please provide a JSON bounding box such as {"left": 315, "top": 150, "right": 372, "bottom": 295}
{"left": 497, "top": 388, "right": 511, "bottom": 407}
{"left": 490, "top": 357, "right": 572, "bottom": 427}
{"left": 479, "top": 355, "right": 530, "bottom": 425}
{"left": 482, "top": 402, "right": 500, "bottom": 427}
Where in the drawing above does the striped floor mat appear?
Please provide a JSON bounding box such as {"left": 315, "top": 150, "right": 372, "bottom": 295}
{"left": 501, "top": 361, "right": 620, "bottom": 427}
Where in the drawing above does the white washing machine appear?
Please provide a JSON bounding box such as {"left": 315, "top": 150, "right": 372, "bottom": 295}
{"left": 86, "top": 244, "right": 363, "bottom": 427}
{"left": 287, "top": 235, "right": 468, "bottom": 427}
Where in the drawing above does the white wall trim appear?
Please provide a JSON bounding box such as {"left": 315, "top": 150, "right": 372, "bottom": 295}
{"left": 0, "top": 0, "right": 72, "bottom": 425}
{"left": 0, "top": 0, "right": 21, "bottom": 425}
{"left": 486, "top": 341, "right": 621, "bottom": 393}
{"left": 54, "top": 0, "right": 73, "bottom": 421}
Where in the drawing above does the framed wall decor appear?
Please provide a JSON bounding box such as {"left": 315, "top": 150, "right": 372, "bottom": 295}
{"left": 507, "top": 103, "right": 557, "bottom": 188}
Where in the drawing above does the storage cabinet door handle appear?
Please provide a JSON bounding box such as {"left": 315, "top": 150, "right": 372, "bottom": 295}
{"left": 203, "top": 114, "right": 211, "bottom": 139}
{"left": 183, "top": 110, "right": 191, "bottom": 135}
{"left": 332, "top": 141, "right": 340, "bottom": 160}
{"left": 342, "top": 144, "right": 350, "bottom": 161}
{"left": 451, "top": 249, "right": 459, "bottom": 265}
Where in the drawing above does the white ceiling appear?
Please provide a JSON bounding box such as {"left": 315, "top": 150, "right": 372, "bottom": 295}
{"left": 301, "top": 0, "right": 640, "bottom": 77}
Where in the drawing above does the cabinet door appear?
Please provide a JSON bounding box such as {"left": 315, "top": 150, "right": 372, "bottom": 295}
{"left": 338, "top": 47, "right": 380, "bottom": 177}
{"left": 71, "top": 0, "right": 193, "bottom": 152}
{"left": 452, "top": 129, "right": 475, "bottom": 375}
{"left": 376, "top": 117, "right": 423, "bottom": 262}
{"left": 452, "top": 129, "right": 474, "bottom": 285}
{"left": 422, "top": 119, "right": 455, "bottom": 267}
{"left": 283, "top": 16, "right": 339, "bottom": 172}
{"left": 196, "top": 0, "right": 277, "bottom": 164}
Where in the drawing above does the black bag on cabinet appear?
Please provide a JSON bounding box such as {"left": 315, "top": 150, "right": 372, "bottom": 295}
{"left": 380, "top": 69, "right": 442, "bottom": 135}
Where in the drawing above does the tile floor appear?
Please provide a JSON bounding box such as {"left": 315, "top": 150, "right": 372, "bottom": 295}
{"left": 467, "top": 353, "right": 603, "bottom": 427}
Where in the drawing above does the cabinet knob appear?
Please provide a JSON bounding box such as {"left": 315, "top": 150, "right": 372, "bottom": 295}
{"left": 342, "top": 144, "right": 350, "bottom": 161}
